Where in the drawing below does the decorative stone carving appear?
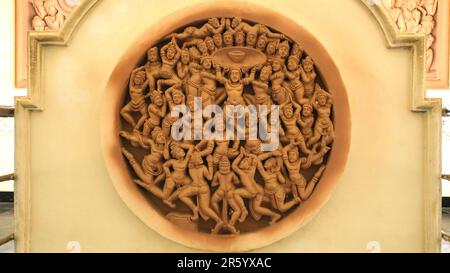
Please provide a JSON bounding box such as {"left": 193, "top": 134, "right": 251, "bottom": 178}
{"left": 119, "top": 17, "right": 336, "bottom": 235}
{"left": 15, "top": 0, "right": 82, "bottom": 88}
{"left": 30, "top": 0, "right": 80, "bottom": 31}
{"left": 388, "top": 0, "right": 438, "bottom": 72}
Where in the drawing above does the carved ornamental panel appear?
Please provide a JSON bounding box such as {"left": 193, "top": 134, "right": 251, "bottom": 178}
{"left": 383, "top": 0, "right": 449, "bottom": 88}
{"left": 119, "top": 17, "right": 336, "bottom": 235}
{"left": 15, "top": 0, "right": 82, "bottom": 88}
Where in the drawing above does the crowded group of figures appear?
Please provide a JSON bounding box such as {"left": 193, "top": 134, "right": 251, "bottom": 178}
{"left": 119, "top": 17, "right": 335, "bottom": 234}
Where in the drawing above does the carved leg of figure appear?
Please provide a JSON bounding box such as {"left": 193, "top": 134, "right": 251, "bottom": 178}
{"left": 198, "top": 193, "right": 224, "bottom": 234}
{"left": 121, "top": 148, "right": 152, "bottom": 183}
{"left": 252, "top": 193, "right": 281, "bottom": 225}
{"left": 135, "top": 106, "right": 149, "bottom": 131}
{"left": 291, "top": 184, "right": 299, "bottom": 199}
{"left": 165, "top": 31, "right": 193, "bottom": 41}
{"left": 307, "top": 126, "right": 323, "bottom": 146}
{"left": 154, "top": 173, "right": 166, "bottom": 185}
{"left": 158, "top": 77, "right": 181, "bottom": 90}
{"left": 296, "top": 137, "right": 311, "bottom": 154}
{"left": 178, "top": 187, "right": 200, "bottom": 221}
{"left": 162, "top": 177, "right": 176, "bottom": 200}
{"left": 181, "top": 176, "right": 192, "bottom": 186}
{"left": 147, "top": 72, "right": 159, "bottom": 91}
{"left": 162, "top": 116, "right": 173, "bottom": 139}
{"left": 211, "top": 190, "right": 224, "bottom": 215}
{"left": 142, "top": 120, "right": 155, "bottom": 137}
{"left": 293, "top": 86, "right": 305, "bottom": 105}
{"left": 215, "top": 87, "right": 225, "bottom": 103}
{"left": 299, "top": 165, "right": 326, "bottom": 201}
{"left": 280, "top": 135, "right": 290, "bottom": 145}
{"left": 304, "top": 132, "right": 313, "bottom": 147}
{"left": 274, "top": 187, "right": 300, "bottom": 212}
{"left": 232, "top": 188, "right": 252, "bottom": 223}
{"left": 187, "top": 84, "right": 200, "bottom": 97}
{"left": 133, "top": 179, "right": 164, "bottom": 199}
{"left": 227, "top": 197, "right": 241, "bottom": 233}
{"left": 120, "top": 104, "right": 136, "bottom": 128}
{"left": 164, "top": 177, "right": 190, "bottom": 208}
{"left": 325, "top": 125, "right": 335, "bottom": 145}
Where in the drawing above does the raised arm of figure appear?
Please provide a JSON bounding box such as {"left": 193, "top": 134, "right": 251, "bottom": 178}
{"left": 195, "top": 139, "right": 209, "bottom": 150}
{"left": 232, "top": 152, "right": 244, "bottom": 174}
{"left": 129, "top": 67, "right": 148, "bottom": 89}
{"left": 204, "top": 155, "right": 214, "bottom": 181}
{"left": 160, "top": 44, "right": 169, "bottom": 60}
{"left": 292, "top": 100, "right": 302, "bottom": 117}
{"left": 165, "top": 87, "right": 175, "bottom": 109}
{"left": 257, "top": 150, "right": 279, "bottom": 161}
{"left": 281, "top": 148, "right": 291, "bottom": 169}
{"left": 256, "top": 160, "right": 269, "bottom": 180}
{"left": 299, "top": 65, "right": 307, "bottom": 78}
{"left": 181, "top": 143, "right": 195, "bottom": 166}
{"left": 232, "top": 138, "right": 240, "bottom": 151}
{"left": 217, "top": 18, "right": 226, "bottom": 33}
{"left": 225, "top": 18, "right": 234, "bottom": 32}
{"left": 200, "top": 140, "right": 215, "bottom": 157}
{"left": 243, "top": 67, "right": 257, "bottom": 85}
{"left": 258, "top": 24, "right": 285, "bottom": 39}
{"left": 172, "top": 36, "right": 181, "bottom": 53}
{"left": 214, "top": 65, "right": 226, "bottom": 84}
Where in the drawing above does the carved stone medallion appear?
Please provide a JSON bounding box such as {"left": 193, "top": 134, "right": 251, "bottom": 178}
{"left": 118, "top": 17, "right": 337, "bottom": 236}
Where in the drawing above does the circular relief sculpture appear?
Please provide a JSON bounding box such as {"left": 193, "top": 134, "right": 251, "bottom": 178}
{"left": 105, "top": 9, "right": 350, "bottom": 250}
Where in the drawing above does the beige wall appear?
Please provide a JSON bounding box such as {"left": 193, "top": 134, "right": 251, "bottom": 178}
{"left": 19, "top": 0, "right": 440, "bottom": 252}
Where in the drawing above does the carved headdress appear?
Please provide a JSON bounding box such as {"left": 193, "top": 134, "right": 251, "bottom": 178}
{"left": 219, "top": 156, "right": 231, "bottom": 170}
{"left": 257, "top": 34, "right": 269, "bottom": 44}
{"left": 151, "top": 126, "right": 164, "bottom": 141}
{"left": 150, "top": 89, "right": 163, "bottom": 102}
{"left": 291, "top": 43, "right": 303, "bottom": 58}
{"left": 278, "top": 40, "right": 290, "bottom": 50}
{"left": 288, "top": 54, "right": 300, "bottom": 64}
{"left": 170, "top": 143, "right": 184, "bottom": 158}
{"left": 302, "top": 56, "right": 314, "bottom": 66}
